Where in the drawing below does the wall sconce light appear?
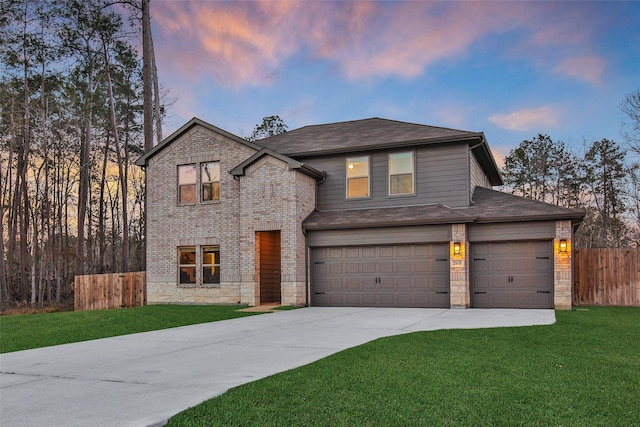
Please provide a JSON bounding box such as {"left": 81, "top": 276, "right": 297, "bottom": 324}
{"left": 453, "top": 241, "right": 461, "bottom": 255}
{"left": 559, "top": 239, "right": 567, "bottom": 253}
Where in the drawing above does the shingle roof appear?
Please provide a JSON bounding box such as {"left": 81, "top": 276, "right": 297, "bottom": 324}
{"left": 302, "top": 187, "right": 585, "bottom": 231}
{"left": 256, "top": 117, "right": 484, "bottom": 157}
{"left": 230, "top": 147, "right": 325, "bottom": 180}
{"left": 468, "top": 187, "right": 585, "bottom": 223}
{"left": 303, "top": 204, "right": 476, "bottom": 231}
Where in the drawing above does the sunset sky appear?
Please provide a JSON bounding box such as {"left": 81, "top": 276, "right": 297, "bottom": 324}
{"left": 149, "top": 1, "right": 640, "bottom": 164}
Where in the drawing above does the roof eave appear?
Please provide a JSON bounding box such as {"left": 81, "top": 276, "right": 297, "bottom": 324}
{"left": 280, "top": 134, "right": 484, "bottom": 158}
{"left": 230, "top": 147, "right": 326, "bottom": 180}
{"left": 473, "top": 212, "right": 585, "bottom": 224}
{"left": 303, "top": 216, "right": 476, "bottom": 231}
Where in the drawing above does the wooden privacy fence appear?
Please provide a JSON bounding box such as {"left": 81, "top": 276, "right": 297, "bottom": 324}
{"left": 574, "top": 248, "right": 640, "bottom": 306}
{"left": 74, "top": 271, "right": 146, "bottom": 311}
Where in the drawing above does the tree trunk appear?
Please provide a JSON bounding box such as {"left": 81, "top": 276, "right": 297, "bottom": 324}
{"left": 142, "top": 0, "right": 153, "bottom": 152}
{"left": 103, "top": 41, "right": 130, "bottom": 272}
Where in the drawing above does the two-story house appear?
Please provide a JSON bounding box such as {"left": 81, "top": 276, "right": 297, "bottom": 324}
{"left": 135, "top": 117, "right": 583, "bottom": 310}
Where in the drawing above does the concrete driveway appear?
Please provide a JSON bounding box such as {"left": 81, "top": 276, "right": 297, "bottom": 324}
{"left": 0, "top": 307, "right": 555, "bottom": 427}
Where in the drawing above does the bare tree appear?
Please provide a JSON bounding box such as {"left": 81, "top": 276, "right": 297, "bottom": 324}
{"left": 622, "top": 89, "right": 640, "bottom": 156}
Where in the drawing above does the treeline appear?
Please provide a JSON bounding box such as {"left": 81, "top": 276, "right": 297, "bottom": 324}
{"left": 0, "top": 0, "right": 163, "bottom": 307}
{"left": 501, "top": 108, "right": 640, "bottom": 248}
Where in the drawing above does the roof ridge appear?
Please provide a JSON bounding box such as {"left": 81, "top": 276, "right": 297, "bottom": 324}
{"left": 285, "top": 117, "right": 478, "bottom": 134}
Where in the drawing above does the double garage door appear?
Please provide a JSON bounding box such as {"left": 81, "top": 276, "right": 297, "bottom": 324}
{"left": 471, "top": 241, "right": 553, "bottom": 309}
{"left": 312, "top": 244, "right": 449, "bottom": 308}
{"left": 311, "top": 240, "right": 554, "bottom": 309}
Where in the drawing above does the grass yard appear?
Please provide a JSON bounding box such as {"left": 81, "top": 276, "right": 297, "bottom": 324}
{"left": 0, "top": 304, "right": 259, "bottom": 353}
{"left": 168, "top": 307, "right": 640, "bottom": 427}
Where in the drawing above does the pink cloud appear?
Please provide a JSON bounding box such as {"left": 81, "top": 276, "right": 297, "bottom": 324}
{"left": 554, "top": 55, "right": 605, "bottom": 86}
{"left": 489, "top": 106, "right": 559, "bottom": 131}
{"left": 151, "top": 1, "right": 607, "bottom": 87}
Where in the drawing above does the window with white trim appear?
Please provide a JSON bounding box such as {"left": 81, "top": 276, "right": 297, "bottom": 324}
{"left": 389, "top": 151, "right": 414, "bottom": 195}
{"left": 346, "top": 156, "right": 370, "bottom": 198}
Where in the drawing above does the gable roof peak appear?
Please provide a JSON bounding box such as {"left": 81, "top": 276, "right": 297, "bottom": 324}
{"left": 135, "top": 116, "right": 261, "bottom": 167}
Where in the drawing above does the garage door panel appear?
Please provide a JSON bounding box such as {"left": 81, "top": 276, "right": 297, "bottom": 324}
{"left": 346, "top": 263, "right": 359, "bottom": 273}
{"left": 328, "top": 278, "right": 343, "bottom": 289}
{"left": 379, "top": 262, "right": 394, "bottom": 274}
{"left": 415, "top": 261, "right": 431, "bottom": 272}
{"left": 329, "top": 263, "right": 343, "bottom": 274}
{"left": 361, "top": 278, "right": 376, "bottom": 289}
{"left": 396, "top": 278, "right": 412, "bottom": 288}
{"left": 396, "top": 262, "right": 412, "bottom": 273}
{"left": 379, "top": 247, "right": 394, "bottom": 257}
{"left": 346, "top": 247, "right": 359, "bottom": 258}
{"left": 471, "top": 241, "right": 553, "bottom": 309}
{"left": 362, "top": 247, "right": 375, "bottom": 257}
{"left": 329, "top": 248, "right": 343, "bottom": 259}
{"left": 433, "top": 259, "right": 448, "bottom": 273}
{"left": 312, "top": 244, "right": 449, "bottom": 308}
{"left": 362, "top": 262, "right": 376, "bottom": 274}
{"left": 397, "top": 246, "right": 412, "bottom": 257}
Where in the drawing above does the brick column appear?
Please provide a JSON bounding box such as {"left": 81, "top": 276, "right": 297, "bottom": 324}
{"left": 554, "top": 220, "right": 573, "bottom": 310}
{"left": 450, "top": 223, "right": 470, "bottom": 308}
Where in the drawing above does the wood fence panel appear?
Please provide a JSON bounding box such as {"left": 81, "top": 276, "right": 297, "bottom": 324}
{"left": 74, "top": 272, "right": 146, "bottom": 311}
{"left": 574, "top": 248, "right": 639, "bottom": 306}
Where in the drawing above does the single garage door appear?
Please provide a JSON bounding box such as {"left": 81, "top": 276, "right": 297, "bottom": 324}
{"left": 312, "top": 244, "right": 450, "bottom": 308}
{"left": 471, "top": 241, "right": 553, "bottom": 308}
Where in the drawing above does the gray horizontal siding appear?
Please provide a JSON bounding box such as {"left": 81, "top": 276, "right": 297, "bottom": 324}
{"left": 468, "top": 221, "right": 555, "bottom": 242}
{"left": 302, "top": 143, "right": 470, "bottom": 211}
{"left": 470, "top": 151, "right": 490, "bottom": 197}
{"left": 307, "top": 225, "right": 451, "bottom": 247}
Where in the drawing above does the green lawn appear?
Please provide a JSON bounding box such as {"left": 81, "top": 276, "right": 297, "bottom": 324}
{"left": 0, "top": 304, "right": 259, "bottom": 353}
{"left": 168, "top": 307, "right": 640, "bottom": 427}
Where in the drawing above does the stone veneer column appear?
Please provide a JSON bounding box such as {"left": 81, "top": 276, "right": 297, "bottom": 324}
{"left": 554, "top": 220, "right": 573, "bottom": 310}
{"left": 450, "top": 223, "right": 469, "bottom": 308}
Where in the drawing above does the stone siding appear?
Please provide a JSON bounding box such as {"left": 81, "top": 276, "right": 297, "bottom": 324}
{"left": 554, "top": 219, "right": 573, "bottom": 310}
{"left": 450, "top": 224, "right": 469, "bottom": 308}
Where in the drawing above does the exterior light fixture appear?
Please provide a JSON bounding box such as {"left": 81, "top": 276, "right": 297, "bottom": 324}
{"left": 559, "top": 239, "right": 567, "bottom": 253}
{"left": 348, "top": 163, "right": 354, "bottom": 170}
{"left": 453, "top": 241, "right": 461, "bottom": 255}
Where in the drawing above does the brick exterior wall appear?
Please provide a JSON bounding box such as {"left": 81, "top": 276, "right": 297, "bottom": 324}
{"left": 145, "top": 125, "right": 315, "bottom": 306}
{"left": 450, "top": 224, "right": 469, "bottom": 308}
{"left": 554, "top": 219, "right": 573, "bottom": 310}
{"left": 239, "top": 156, "right": 316, "bottom": 306}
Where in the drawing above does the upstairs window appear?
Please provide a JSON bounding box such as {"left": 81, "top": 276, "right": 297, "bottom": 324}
{"left": 202, "top": 246, "right": 221, "bottom": 284}
{"left": 201, "top": 162, "right": 221, "bottom": 202}
{"left": 346, "top": 156, "right": 370, "bottom": 198}
{"left": 178, "top": 164, "right": 196, "bottom": 204}
{"left": 389, "top": 152, "right": 414, "bottom": 195}
{"left": 178, "top": 247, "right": 196, "bottom": 284}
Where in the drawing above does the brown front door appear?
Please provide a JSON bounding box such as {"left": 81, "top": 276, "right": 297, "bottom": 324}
{"left": 258, "top": 231, "right": 281, "bottom": 304}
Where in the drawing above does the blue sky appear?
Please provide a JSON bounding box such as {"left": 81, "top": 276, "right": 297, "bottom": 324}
{"left": 150, "top": 1, "right": 640, "bottom": 166}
